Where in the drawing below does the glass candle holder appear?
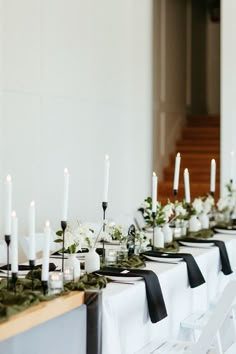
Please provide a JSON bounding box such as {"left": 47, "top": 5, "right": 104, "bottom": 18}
{"left": 49, "top": 272, "right": 64, "bottom": 294}
{"left": 173, "top": 220, "right": 182, "bottom": 239}
{"left": 106, "top": 249, "right": 117, "bottom": 265}
{"left": 117, "top": 247, "right": 128, "bottom": 261}
{"left": 63, "top": 267, "right": 74, "bottom": 282}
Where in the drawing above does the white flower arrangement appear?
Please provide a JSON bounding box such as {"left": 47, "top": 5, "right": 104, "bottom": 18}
{"left": 217, "top": 183, "right": 236, "bottom": 215}
{"left": 138, "top": 197, "right": 174, "bottom": 227}
{"left": 55, "top": 222, "right": 95, "bottom": 253}
{"left": 203, "top": 195, "right": 215, "bottom": 214}
{"left": 174, "top": 202, "right": 188, "bottom": 218}
{"left": 192, "top": 198, "right": 204, "bottom": 215}
{"left": 191, "top": 195, "right": 215, "bottom": 216}
{"left": 134, "top": 230, "right": 150, "bottom": 250}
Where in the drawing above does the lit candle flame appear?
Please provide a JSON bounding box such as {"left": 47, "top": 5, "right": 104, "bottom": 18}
{"left": 6, "top": 175, "right": 12, "bottom": 182}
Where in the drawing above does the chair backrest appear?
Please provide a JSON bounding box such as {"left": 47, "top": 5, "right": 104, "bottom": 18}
{"left": 192, "top": 281, "right": 236, "bottom": 354}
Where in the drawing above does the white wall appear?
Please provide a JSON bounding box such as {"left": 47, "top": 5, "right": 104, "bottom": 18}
{"left": 0, "top": 0, "right": 3, "bottom": 217}
{"left": 0, "top": 0, "right": 153, "bottom": 235}
{"left": 221, "top": 0, "right": 236, "bottom": 193}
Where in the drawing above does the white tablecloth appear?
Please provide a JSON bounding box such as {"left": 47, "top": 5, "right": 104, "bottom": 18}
{"left": 101, "top": 234, "right": 236, "bottom": 354}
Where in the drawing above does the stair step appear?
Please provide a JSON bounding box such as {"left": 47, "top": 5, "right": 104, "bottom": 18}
{"left": 182, "top": 127, "right": 220, "bottom": 138}
{"left": 177, "top": 138, "right": 219, "bottom": 145}
{"left": 159, "top": 115, "right": 220, "bottom": 203}
{"left": 176, "top": 145, "right": 219, "bottom": 153}
{"left": 158, "top": 182, "right": 219, "bottom": 199}
{"left": 169, "top": 154, "right": 219, "bottom": 167}
{"left": 187, "top": 115, "right": 220, "bottom": 127}
{"left": 163, "top": 169, "right": 220, "bottom": 182}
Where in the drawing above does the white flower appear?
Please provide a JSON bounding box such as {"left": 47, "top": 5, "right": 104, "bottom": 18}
{"left": 99, "top": 231, "right": 112, "bottom": 243}
{"left": 175, "top": 204, "right": 187, "bottom": 217}
{"left": 135, "top": 231, "right": 150, "bottom": 250}
{"left": 162, "top": 203, "right": 174, "bottom": 221}
{"left": 203, "top": 195, "right": 214, "bottom": 214}
{"left": 192, "top": 198, "right": 204, "bottom": 215}
{"left": 217, "top": 196, "right": 234, "bottom": 212}
{"left": 64, "top": 231, "right": 75, "bottom": 250}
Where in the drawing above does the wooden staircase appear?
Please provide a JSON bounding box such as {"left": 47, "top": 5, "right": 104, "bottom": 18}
{"left": 158, "top": 115, "right": 220, "bottom": 204}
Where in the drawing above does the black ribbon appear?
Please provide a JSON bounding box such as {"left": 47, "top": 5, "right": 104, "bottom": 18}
{"left": 0, "top": 263, "right": 56, "bottom": 271}
{"left": 96, "top": 267, "right": 167, "bottom": 323}
{"left": 142, "top": 251, "right": 205, "bottom": 288}
{"left": 181, "top": 238, "right": 233, "bottom": 275}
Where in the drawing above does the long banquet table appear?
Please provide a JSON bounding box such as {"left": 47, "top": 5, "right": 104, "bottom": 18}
{"left": 101, "top": 233, "right": 236, "bottom": 354}
{"left": 0, "top": 232, "right": 235, "bottom": 354}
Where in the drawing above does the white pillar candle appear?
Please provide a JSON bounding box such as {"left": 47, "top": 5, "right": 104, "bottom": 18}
{"left": 41, "top": 220, "right": 51, "bottom": 282}
{"left": 230, "top": 151, "right": 235, "bottom": 183}
{"left": 103, "top": 154, "right": 110, "bottom": 203}
{"left": 11, "top": 211, "right": 18, "bottom": 273}
{"left": 210, "top": 159, "right": 216, "bottom": 193}
{"left": 184, "top": 168, "right": 191, "bottom": 203}
{"left": 152, "top": 172, "right": 158, "bottom": 213}
{"left": 5, "top": 175, "right": 12, "bottom": 235}
{"left": 62, "top": 168, "right": 69, "bottom": 221}
{"left": 173, "top": 152, "right": 181, "bottom": 191}
{"left": 29, "top": 201, "right": 36, "bottom": 260}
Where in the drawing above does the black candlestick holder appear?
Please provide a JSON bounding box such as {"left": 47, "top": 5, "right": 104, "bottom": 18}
{"left": 61, "top": 220, "right": 67, "bottom": 272}
{"left": 29, "top": 259, "right": 35, "bottom": 290}
{"left": 42, "top": 280, "right": 48, "bottom": 295}
{"left": 102, "top": 202, "right": 108, "bottom": 262}
{"left": 11, "top": 272, "right": 18, "bottom": 294}
{"left": 4, "top": 235, "right": 11, "bottom": 290}
{"left": 152, "top": 212, "right": 156, "bottom": 250}
{"left": 173, "top": 189, "right": 178, "bottom": 202}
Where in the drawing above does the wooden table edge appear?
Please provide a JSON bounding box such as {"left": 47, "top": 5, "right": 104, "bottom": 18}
{"left": 0, "top": 291, "right": 85, "bottom": 342}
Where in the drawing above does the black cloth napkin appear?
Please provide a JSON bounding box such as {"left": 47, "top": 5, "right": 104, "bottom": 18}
{"left": 142, "top": 250, "right": 205, "bottom": 288}
{"left": 181, "top": 238, "right": 233, "bottom": 275}
{"left": 51, "top": 248, "right": 89, "bottom": 256}
{"left": 0, "top": 263, "right": 56, "bottom": 271}
{"left": 95, "top": 267, "right": 167, "bottom": 323}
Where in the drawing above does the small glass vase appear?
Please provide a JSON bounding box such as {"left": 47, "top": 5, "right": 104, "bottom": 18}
{"left": 85, "top": 248, "right": 100, "bottom": 273}
{"left": 65, "top": 253, "right": 81, "bottom": 281}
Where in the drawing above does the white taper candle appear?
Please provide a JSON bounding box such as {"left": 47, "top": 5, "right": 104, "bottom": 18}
{"left": 210, "top": 159, "right": 216, "bottom": 193}
{"left": 29, "top": 201, "right": 36, "bottom": 260}
{"left": 62, "top": 168, "right": 69, "bottom": 221}
{"left": 5, "top": 175, "right": 12, "bottom": 235}
{"left": 173, "top": 152, "right": 181, "bottom": 192}
{"left": 230, "top": 151, "right": 235, "bottom": 183}
{"left": 184, "top": 168, "right": 191, "bottom": 203}
{"left": 11, "top": 211, "right": 18, "bottom": 273}
{"left": 103, "top": 155, "right": 110, "bottom": 202}
{"left": 152, "top": 172, "right": 158, "bottom": 213}
{"left": 41, "top": 221, "right": 51, "bottom": 281}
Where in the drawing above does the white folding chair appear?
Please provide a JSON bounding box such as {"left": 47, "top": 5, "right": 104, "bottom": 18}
{"left": 135, "top": 281, "right": 236, "bottom": 354}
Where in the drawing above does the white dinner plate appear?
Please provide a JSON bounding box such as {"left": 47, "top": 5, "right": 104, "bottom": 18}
{"left": 105, "top": 275, "right": 143, "bottom": 282}
{"left": 214, "top": 228, "right": 236, "bottom": 235}
{"left": 180, "top": 241, "right": 214, "bottom": 248}
{"left": 143, "top": 255, "right": 183, "bottom": 263}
